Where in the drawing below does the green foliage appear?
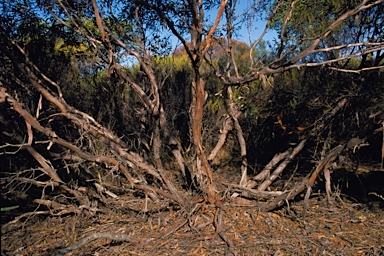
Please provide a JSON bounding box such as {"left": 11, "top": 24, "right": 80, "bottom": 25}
{"left": 171, "top": 54, "right": 191, "bottom": 71}
{"left": 271, "top": 0, "right": 360, "bottom": 38}
{"left": 54, "top": 38, "right": 90, "bottom": 56}
{"left": 266, "top": 0, "right": 384, "bottom": 66}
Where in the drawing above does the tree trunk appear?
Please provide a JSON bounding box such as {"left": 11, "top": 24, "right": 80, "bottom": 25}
{"left": 190, "top": 78, "right": 221, "bottom": 205}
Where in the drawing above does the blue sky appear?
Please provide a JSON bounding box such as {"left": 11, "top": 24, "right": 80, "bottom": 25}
{"left": 233, "top": 1, "right": 278, "bottom": 44}
{"left": 170, "top": 1, "right": 278, "bottom": 50}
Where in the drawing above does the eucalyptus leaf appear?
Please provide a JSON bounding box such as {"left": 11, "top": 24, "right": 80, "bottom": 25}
{"left": 1, "top": 205, "right": 19, "bottom": 212}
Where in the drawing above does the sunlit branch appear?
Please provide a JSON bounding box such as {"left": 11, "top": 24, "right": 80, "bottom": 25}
{"left": 277, "top": 0, "right": 297, "bottom": 58}
{"left": 201, "top": 0, "right": 228, "bottom": 59}
{"left": 329, "top": 65, "right": 384, "bottom": 73}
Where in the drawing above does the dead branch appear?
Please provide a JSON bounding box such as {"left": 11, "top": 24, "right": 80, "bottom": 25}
{"left": 1, "top": 129, "right": 85, "bottom": 200}
{"left": 5, "top": 93, "right": 118, "bottom": 168}
{"left": 251, "top": 151, "right": 290, "bottom": 182}
{"left": 4, "top": 77, "right": 185, "bottom": 205}
{"left": 223, "top": 86, "right": 248, "bottom": 186}
{"left": 208, "top": 115, "right": 233, "bottom": 161}
{"left": 33, "top": 198, "right": 105, "bottom": 217}
{"left": 259, "top": 177, "right": 308, "bottom": 212}
{"left": 241, "top": 97, "right": 349, "bottom": 196}
{"left": 257, "top": 139, "right": 307, "bottom": 191}
{"left": 33, "top": 198, "right": 71, "bottom": 211}
{"left": 1, "top": 131, "right": 63, "bottom": 185}
{"left": 222, "top": 182, "right": 284, "bottom": 198}
{"left": 219, "top": 0, "right": 384, "bottom": 85}
{"left": 301, "top": 144, "right": 345, "bottom": 216}
{"left": 24, "top": 145, "right": 63, "bottom": 183}
{"left": 245, "top": 97, "right": 350, "bottom": 210}
{"left": 49, "top": 1, "right": 189, "bottom": 204}
{"left": 260, "top": 135, "right": 371, "bottom": 213}
{"left": 14, "top": 177, "right": 59, "bottom": 188}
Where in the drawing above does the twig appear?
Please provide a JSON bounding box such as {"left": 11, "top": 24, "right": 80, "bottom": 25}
{"left": 162, "top": 219, "right": 188, "bottom": 239}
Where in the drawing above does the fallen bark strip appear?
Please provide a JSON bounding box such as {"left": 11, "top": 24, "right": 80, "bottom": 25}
{"left": 2, "top": 211, "right": 51, "bottom": 230}
{"left": 56, "top": 232, "right": 143, "bottom": 255}
{"left": 214, "top": 208, "right": 238, "bottom": 256}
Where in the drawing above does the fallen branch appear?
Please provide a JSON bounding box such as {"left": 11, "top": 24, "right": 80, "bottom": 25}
{"left": 246, "top": 97, "right": 349, "bottom": 196}
{"left": 259, "top": 136, "right": 369, "bottom": 212}
{"left": 222, "top": 182, "right": 284, "bottom": 198}
{"left": 251, "top": 150, "right": 291, "bottom": 182}
{"left": 257, "top": 139, "right": 307, "bottom": 191}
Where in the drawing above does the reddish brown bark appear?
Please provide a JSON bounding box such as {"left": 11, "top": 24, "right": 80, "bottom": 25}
{"left": 186, "top": 0, "right": 228, "bottom": 206}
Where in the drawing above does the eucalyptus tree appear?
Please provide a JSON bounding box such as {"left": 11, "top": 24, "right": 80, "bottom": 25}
{"left": 1, "top": 0, "right": 384, "bottom": 221}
